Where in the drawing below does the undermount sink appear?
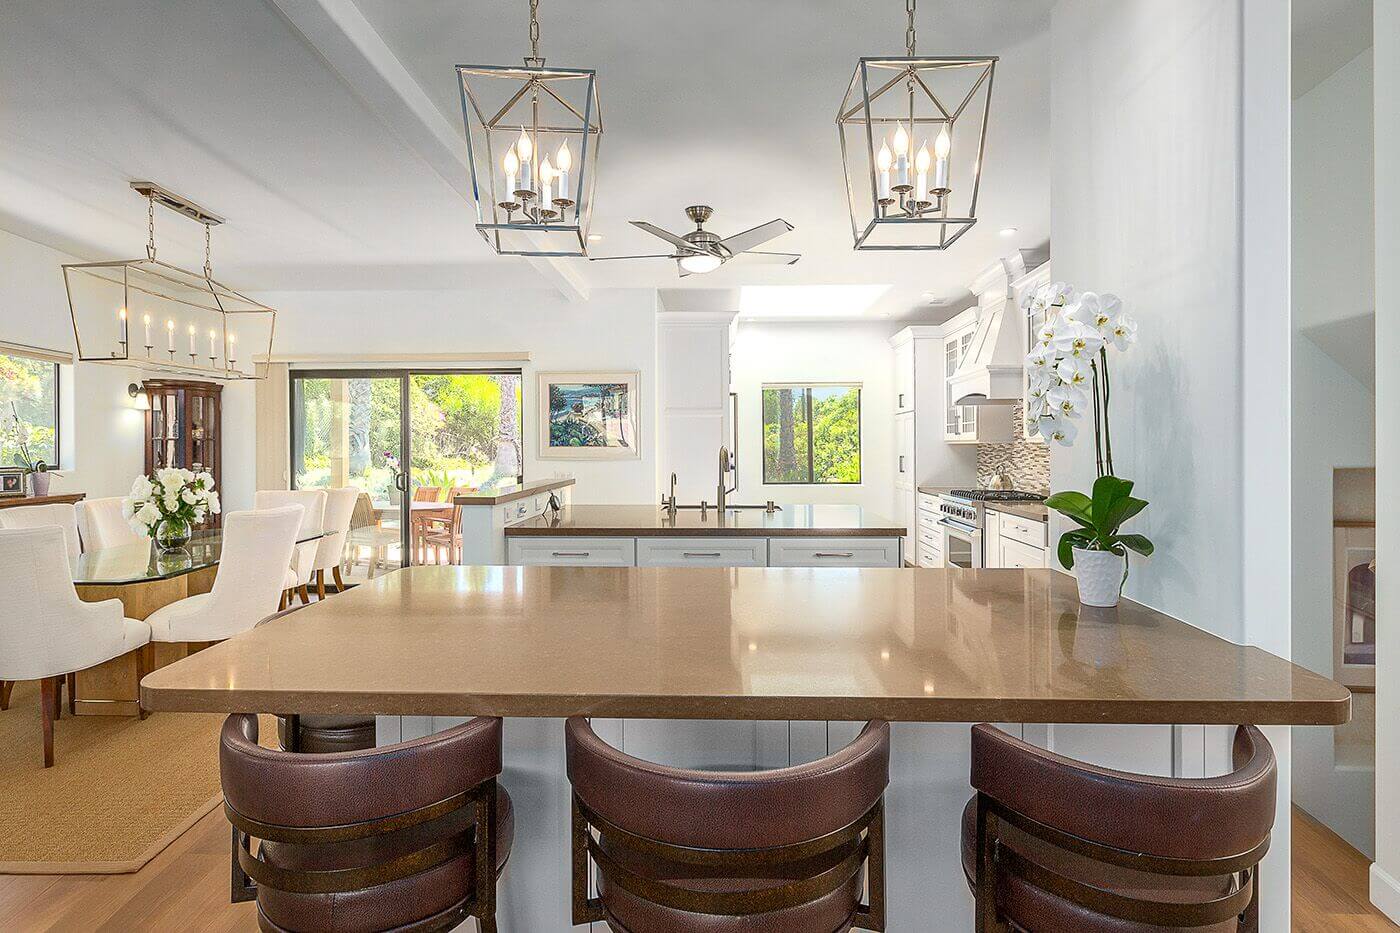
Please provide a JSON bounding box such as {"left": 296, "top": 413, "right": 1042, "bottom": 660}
{"left": 666, "top": 504, "right": 782, "bottom": 512}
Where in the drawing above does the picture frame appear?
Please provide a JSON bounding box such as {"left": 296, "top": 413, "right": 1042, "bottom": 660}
{"left": 0, "top": 467, "right": 25, "bottom": 499}
{"left": 536, "top": 371, "right": 641, "bottom": 460}
{"left": 1333, "top": 524, "right": 1376, "bottom": 690}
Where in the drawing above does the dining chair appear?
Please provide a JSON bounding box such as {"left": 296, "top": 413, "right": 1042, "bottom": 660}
{"left": 0, "top": 502, "right": 82, "bottom": 561}
{"left": 410, "top": 485, "right": 442, "bottom": 564}
{"left": 145, "top": 506, "right": 303, "bottom": 646}
{"left": 76, "top": 496, "right": 144, "bottom": 551}
{"left": 309, "top": 487, "right": 358, "bottom": 597}
{"left": 0, "top": 526, "right": 152, "bottom": 767}
{"left": 253, "top": 489, "right": 326, "bottom": 605}
{"left": 345, "top": 492, "right": 399, "bottom": 580}
{"left": 419, "top": 485, "right": 472, "bottom": 565}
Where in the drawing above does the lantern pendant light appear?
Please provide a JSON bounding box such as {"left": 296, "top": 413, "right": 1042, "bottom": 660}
{"left": 837, "top": 0, "right": 997, "bottom": 250}
{"left": 457, "top": 0, "right": 602, "bottom": 257}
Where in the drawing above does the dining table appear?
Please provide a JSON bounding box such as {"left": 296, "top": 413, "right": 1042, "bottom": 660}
{"left": 70, "top": 527, "right": 323, "bottom": 716}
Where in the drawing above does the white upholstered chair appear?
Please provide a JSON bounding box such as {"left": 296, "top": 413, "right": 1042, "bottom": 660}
{"left": 0, "top": 526, "right": 151, "bottom": 767}
{"left": 253, "top": 489, "right": 326, "bottom": 604}
{"left": 145, "top": 506, "right": 303, "bottom": 645}
{"left": 0, "top": 502, "right": 82, "bottom": 561}
{"left": 310, "top": 487, "right": 359, "bottom": 597}
{"left": 76, "top": 496, "right": 144, "bottom": 551}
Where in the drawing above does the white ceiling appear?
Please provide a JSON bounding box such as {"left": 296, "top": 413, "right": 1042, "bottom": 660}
{"left": 0, "top": 0, "right": 1053, "bottom": 319}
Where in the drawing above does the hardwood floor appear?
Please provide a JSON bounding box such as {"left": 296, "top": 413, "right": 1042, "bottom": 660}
{"left": 0, "top": 803, "right": 1392, "bottom": 929}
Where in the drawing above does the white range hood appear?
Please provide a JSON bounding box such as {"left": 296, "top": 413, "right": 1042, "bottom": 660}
{"left": 949, "top": 248, "right": 1048, "bottom": 406}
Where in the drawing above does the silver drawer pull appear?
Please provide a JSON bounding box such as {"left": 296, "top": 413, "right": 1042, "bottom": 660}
{"left": 682, "top": 552, "right": 723, "bottom": 558}
{"left": 813, "top": 552, "right": 855, "bottom": 558}
{"left": 551, "top": 551, "right": 591, "bottom": 557}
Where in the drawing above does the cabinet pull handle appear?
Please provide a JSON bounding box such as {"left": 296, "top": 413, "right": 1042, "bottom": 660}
{"left": 551, "top": 551, "right": 591, "bottom": 557}
{"left": 898, "top": 456, "right": 905, "bottom": 473}
{"left": 898, "top": 393, "right": 905, "bottom": 407}
{"left": 813, "top": 552, "right": 855, "bottom": 558}
{"left": 682, "top": 552, "right": 723, "bottom": 558}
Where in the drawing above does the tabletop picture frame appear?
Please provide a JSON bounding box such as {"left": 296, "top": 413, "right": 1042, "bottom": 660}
{"left": 537, "top": 371, "right": 641, "bottom": 460}
{"left": 0, "top": 467, "right": 25, "bottom": 499}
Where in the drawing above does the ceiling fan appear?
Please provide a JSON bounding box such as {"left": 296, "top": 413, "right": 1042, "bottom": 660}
{"left": 589, "top": 205, "right": 800, "bottom": 276}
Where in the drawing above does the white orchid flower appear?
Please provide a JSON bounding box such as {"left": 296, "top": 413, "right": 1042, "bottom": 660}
{"left": 1025, "top": 343, "right": 1054, "bottom": 373}
{"left": 1109, "top": 313, "right": 1138, "bottom": 350}
{"left": 1042, "top": 414, "right": 1079, "bottom": 446}
{"left": 1067, "top": 291, "right": 1123, "bottom": 336}
{"left": 1044, "top": 281, "right": 1078, "bottom": 308}
{"left": 1037, "top": 314, "right": 1062, "bottom": 346}
{"left": 1056, "top": 355, "right": 1093, "bottom": 388}
{"left": 1051, "top": 321, "right": 1105, "bottom": 359}
{"left": 1047, "top": 384, "right": 1089, "bottom": 419}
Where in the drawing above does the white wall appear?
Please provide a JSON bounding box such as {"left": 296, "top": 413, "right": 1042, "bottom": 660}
{"left": 1291, "top": 46, "right": 1376, "bottom": 857}
{"left": 0, "top": 227, "right": 258, "bottom": 509}
{"left": 252, "top": 287, "right": 661, "bottom": 505}
{"left": 1371, "top": 0, "right": 1400, "bottom": 921}
{"left": 729, "top": 320, "right": 900, "bottom": 518}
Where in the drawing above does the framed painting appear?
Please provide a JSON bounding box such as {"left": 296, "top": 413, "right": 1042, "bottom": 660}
{"left": 536, "top": 371, "right": 640, "bottom": 460}
{"left": 0, "top": 467, "right": 24, "bottom": 498}
{"left": 1333, "top": 523, "right": 1376, "bottom": 690}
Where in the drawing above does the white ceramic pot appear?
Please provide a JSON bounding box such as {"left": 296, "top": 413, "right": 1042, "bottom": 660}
{"left": 1071, "top": 546, "right": 1127, "bottom": 607}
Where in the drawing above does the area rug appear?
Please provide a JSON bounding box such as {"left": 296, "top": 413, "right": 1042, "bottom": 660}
{"left": 0, "top": 680, "right": 274, "bottom": 874}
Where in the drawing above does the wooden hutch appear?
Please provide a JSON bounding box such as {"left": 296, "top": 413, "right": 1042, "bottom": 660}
{"left": 142, "top": 379, "right": 223, "bottom": 527}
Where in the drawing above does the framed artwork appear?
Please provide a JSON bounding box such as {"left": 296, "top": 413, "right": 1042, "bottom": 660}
{"left": 536, "top": 371, "right": 640, "bottom": 460}
{"left": 1333, "top": 524, "right": 1376, "bottom": 690}
{"left": 0, "top": 468, "right": 24, "bottom": 498}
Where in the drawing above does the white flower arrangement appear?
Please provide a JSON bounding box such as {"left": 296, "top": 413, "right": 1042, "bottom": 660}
{"left": 122, "top": 468, "right": 221, "bottom": 539}
{"left": 1023, "top": 282, "right": 1138, "bottom": 476}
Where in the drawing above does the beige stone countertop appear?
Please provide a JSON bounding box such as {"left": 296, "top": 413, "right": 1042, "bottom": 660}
{"left": 504, "top": 503, "right": 905, "bottom": 537}
{"left": 988, "top": 501, "right": 1050, "bottom": 523}
{"left": 142, "top": 565, "right": 1350, "bottom": 726}
{"left": 452, "top": 476, "right": 575, "bottom": 505}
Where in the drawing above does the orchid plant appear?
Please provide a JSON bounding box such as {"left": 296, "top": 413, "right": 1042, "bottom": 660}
{"left": 122, "top": 468, "right": 221, "bottom": 541}
{"left": 1023, "top": 281, "right": 1138, "bottom": 477}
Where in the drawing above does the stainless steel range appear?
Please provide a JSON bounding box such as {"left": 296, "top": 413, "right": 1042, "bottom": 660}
{"left": 937, "top": 489, "right": 1046, "bottom": 569}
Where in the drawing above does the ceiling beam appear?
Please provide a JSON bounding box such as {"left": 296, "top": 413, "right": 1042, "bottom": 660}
{"left": 267, "top": 0, "right": 589, "bottom": 303}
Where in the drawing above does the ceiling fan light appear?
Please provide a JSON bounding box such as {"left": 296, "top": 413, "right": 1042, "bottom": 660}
{"left": 679, "top": 253, "right": 723, "bottom": 274}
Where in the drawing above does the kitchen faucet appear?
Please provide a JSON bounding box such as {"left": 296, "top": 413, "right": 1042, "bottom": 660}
{"left": 717, "top": 445, "right": 736, "bottom": 511}
{"left": 661, "top": 472, "right": 679, "bottom": 518}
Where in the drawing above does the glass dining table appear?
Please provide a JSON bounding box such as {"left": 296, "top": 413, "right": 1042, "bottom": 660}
{"left": 68, "top": 527, "right": 325, "bottom": 717}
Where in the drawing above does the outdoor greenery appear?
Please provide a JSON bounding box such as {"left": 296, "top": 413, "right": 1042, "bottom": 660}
{"left": 761, "top": 385, "right": 860, "bottom": 484}
{"left": 293, "top": 373, "right": 521, "bottom": 500}
{"left": 0, "top": 353, "right": 57, "bottom": 469}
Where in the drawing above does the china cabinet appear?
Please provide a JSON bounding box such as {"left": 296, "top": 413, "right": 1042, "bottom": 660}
{"left": 142, "top": 379, "right": 223, "bottom": 527}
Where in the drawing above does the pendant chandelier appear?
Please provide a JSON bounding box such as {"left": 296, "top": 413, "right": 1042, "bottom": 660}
{"left": 62, "top": 182, "right": 276, "bottom": 381}
{"left": 457, "top": 0, "right": 602, "bottom": 257}
{"left": 837, "top": 0, "right": 997, "bottom": 250}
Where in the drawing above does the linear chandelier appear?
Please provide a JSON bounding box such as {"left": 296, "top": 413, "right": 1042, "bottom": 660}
{"left": 62, "top": 182, "right": 276, "bottom": 381}
{"left": 837, "top": 0, "right": 997, "bottom": 250}
{"left": 456, "top": 0, "right": 602, "bottom": 258}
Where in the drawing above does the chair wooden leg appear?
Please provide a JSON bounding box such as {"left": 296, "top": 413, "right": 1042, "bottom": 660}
{"left": 332, "top": 566, "right": 346, "bottom": 592}
{"left": 0, "top": 679, "right": 12, "bottom": 710}
{"left": 53, "top": 674, "right": 62, "bottom": 720}
{"left": 66, "top": 671, "right": 77, "bottom": 715}
{"left": 297, "top": 584, "right": 311, "bottom": 605}
{"left": 316, "top": 570, "right": 326, "bottom": 600}
{"left": 40, "top": 676, "right": 58, "bottom": 767}
{"left": 136, "top": 644, "right": 154, "bottom": 720}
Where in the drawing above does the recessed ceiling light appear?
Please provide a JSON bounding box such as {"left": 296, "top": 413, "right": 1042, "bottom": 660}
{"left": 921, "top": 291, "right": 936, "bottom": 300}
{"left": 999, "top": 227, "right": 1018, "bottom": 237}
{"left": 587, "top": 233, "right": 603, "bottom": 242}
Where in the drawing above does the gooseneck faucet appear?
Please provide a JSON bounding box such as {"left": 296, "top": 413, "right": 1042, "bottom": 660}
{"left": 662, "top": 472, "right": 679, "bottom": 518}
{"left": 717, "top": 445, "right": 736, "bottom": 511}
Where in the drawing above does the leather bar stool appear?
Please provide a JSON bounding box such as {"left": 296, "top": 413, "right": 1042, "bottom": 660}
{"left": 566, "top": 716, "right": 889, "bottom": 933}
{"left": 221, "top": 714, "right": 513, "bottom": 932}
{"left": 961, "top": 723, "right": 1276, "bottom": 933}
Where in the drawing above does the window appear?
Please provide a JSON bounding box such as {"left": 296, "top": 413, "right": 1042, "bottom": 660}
{"left": 0, "top": 351, "right": 59, "bottom": 469}
{"left": 761, "top": 384, "right": 861, "bottom": 484}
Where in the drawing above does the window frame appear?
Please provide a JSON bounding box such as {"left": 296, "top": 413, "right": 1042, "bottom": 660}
{"left": 0, "top": 352, "right": 61, "bottom": 471}
{"left": 759, "top": 382, "right": 862, "bottom": 486}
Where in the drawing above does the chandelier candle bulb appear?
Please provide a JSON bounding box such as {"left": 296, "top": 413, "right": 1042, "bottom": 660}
{"left": 539, "top": 155, "right": 554, "bottom": 209}
{"left": 208, "top": 329, "right": 216, "bottom": 360}
{"left": 516, "top": 128, "right": 533, "bottom": 195}
{"left": 166, "top": 319, "right": 175, "bottom": 352}
{"left": 503, "top": 149, "right": 520, "bottom": 201}
{"left": 118, "top": 307, "right": 128, "bottom": 344}
{"left": 187, "top": 323, "right": 196, "bottom": 355}
{"left": 143, "top": 314, "right": 151, "bottom": 348}
{"left": 892, "top": 123, "right": 911, "bottom": 190}
{"left": 877, "top": 142, "right": 894, "bottom": 202}
{"left": 933, "top": 125, "right": 951, "bottom": 191}
{"left": 914, "top": 144, "right": 931, "bottom": 206}
{"left": 554, "top": 139, "right": 572, "bottom": 206}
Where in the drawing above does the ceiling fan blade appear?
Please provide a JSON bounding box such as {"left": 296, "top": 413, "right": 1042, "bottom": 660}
{"left": 717, "top": 218, "right": 793, "bottom": 256}
{"left": 586, "top": 253, "right": 681, "bottom": 262}
{"left": 630, "top": 221, "right": 708, "bottom": 254}
{"left": 734, "top": 250, "right": 802, "bottom": 265}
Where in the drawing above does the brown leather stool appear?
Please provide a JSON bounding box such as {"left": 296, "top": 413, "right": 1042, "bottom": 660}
{"left": 566, "top": 716, "right": 889, "bottom": 932}
{"left": 961, "top": 723, "right": 1276, "bottom": 933}
{"left": 221, "top": 714, "right": 513, "bottom": 932}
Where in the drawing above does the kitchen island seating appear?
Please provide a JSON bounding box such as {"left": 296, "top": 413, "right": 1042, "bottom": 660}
{"left": 0, "top": 501, "right": 82, "bottom": 561}
{"left": 146, "top": 506, "right": 303, "bottom": 644}
{"left": 961, "top": 723, "right": 1276, "bottom": 932}
{"left": 75, "top": 495, "right": 144, "bottom": 551}
{"left": 0, "top": 525, "right": 152, "bottom": 766}
{"left": 566, "top": 716, "right": 889, "bottom": 932}
{"left": 220, "top": 713, "right": 513, "bottom": 933}
{"left": 254, "top": 489, "right": 326, "bottom": 605}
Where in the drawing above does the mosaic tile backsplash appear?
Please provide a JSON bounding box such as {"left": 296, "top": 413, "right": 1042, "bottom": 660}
{"left": 976, "top": 401, "right": 1051, "bottom": 493}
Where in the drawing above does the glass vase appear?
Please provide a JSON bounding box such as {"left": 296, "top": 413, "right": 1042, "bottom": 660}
{"left": 155, "top": 516, "right": 192, "bottom": 552}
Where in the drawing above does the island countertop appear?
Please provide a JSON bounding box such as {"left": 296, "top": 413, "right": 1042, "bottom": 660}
{"left": 141, "top": 565, "right": 1349, "bottom": 725}
{"left": 452, "top": 476, "right": 575, "bottom": 506}
{"left": 503, "top": 503, "right": 905, "bottom": 537}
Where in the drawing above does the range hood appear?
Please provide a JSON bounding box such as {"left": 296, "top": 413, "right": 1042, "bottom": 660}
{"left": 949, "top": 248, "right": 1048, "bottom": 406}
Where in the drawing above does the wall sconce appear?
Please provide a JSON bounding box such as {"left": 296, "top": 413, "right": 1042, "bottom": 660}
{"left": 127, "top": 383, "right": 151, "bottom": 410}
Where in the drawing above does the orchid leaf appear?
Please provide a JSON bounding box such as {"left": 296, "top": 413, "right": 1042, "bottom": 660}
{"left": 1045, "top": 491, "right": 1092, "bottom": 525}
{"left": 1057, "top": 529, "right": 1094, "bottom": 570}
{"left": 1116, "top": 534, "right": 1154, "bottom": 556}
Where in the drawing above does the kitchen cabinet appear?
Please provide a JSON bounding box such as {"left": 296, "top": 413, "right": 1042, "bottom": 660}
{"left": 636, "top": 537, "right": 767, "bottom": 567}
{"left": 507, "top": 537, "right": 636, "bottom": 567}
{"left": 509, "top": 535, "right": 901, "bottom": 568}
{"left": 998, "top": 537, "right": 1049, "bottom": 569}
{"left": 943, "top": 319, "right": 1014, "bottom": 444}
{"left": 984, "top": 508, "right": 1049, "bottom": 569}
{"left": 894, "top": 340, "right": 915, "bottom": 413}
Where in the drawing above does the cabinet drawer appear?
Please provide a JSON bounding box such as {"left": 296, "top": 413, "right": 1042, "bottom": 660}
{"left": 917, "top": 492, "right": 940, "bottom": 514}
{"left": 768, "top": 537, "right": 902, "bottom": 568}
{"left": 917, "top": 525, "right": 941, "bottom": 554}
{"left": 995, "top": 512, "right": 1047, "bottom": 548}
{"left": 637, "top": 538, "right": 767, "bottom": 568}
{"left": 999, "top": 537, "right": 1047, "bottom": 569}
{"left": 507, "top": 537, "right": 636, "bottom": 567}
{"left": 916, "top": 508, "right": 941, "bottom": 535}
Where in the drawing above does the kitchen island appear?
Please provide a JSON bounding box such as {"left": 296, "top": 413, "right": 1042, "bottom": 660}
{"left": 143, "top": 565, "right": 1346, "bottom": 931}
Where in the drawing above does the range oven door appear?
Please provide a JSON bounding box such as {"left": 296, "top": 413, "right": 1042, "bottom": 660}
{"left": 939, "top": 518, "right": 983, "bottom": 569}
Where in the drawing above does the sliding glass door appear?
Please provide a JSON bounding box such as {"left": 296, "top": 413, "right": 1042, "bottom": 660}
{"left": 290, "top": 369, "right": 523, "bottom": 575}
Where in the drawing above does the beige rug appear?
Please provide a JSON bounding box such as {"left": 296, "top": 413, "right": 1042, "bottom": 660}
{"left": 0, "top": 680, "right": 274, "bottom": 874}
